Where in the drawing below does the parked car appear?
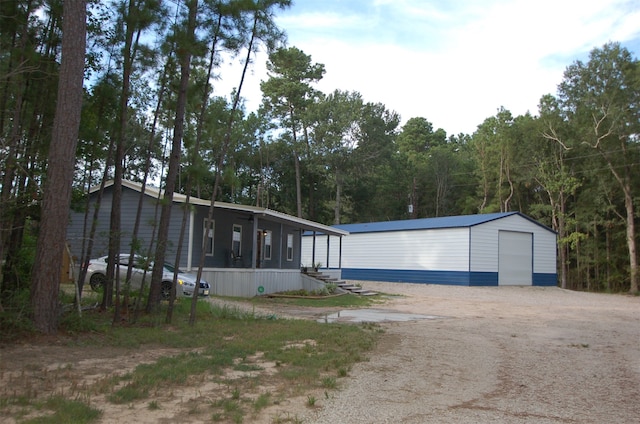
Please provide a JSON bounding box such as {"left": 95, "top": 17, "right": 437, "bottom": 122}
{"left": 86, "top": 254, "right": 210, "bottom": 299}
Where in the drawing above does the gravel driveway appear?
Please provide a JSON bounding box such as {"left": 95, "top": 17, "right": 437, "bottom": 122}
{"left": 298, "top": 282, "right": 640, "bottom": 423}
{"left": 1, "top": 283, "right": 638, "bottom": 423}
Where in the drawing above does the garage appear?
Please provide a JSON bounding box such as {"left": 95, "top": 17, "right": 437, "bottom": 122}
{"left": 302, "top": 212, "right": 557, "bottom": 287}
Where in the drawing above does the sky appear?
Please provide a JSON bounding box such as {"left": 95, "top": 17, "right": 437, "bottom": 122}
{"left": 216, "top": 0, "right": 640, "bottom": 136}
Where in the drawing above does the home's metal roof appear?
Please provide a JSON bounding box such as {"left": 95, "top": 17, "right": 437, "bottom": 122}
{"left": 331, "top": 212, "right": 555, "bottom": 234}
{"left": 92, "top": 180, "right": 349, "bottom": 237}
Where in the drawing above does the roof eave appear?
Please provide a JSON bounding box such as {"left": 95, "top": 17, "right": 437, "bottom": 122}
{"left": 91, "top": 180, "right": 349, "bottom": 236}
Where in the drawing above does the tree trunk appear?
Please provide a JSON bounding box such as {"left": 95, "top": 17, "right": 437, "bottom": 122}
{"left": 148, "top": 0, "right": 198, "bottom": 312}
{"left": 623, "top": 184, "right": 638, "bottom": 293}
{"left": 189, "top": 5, "right": 260, "bottom": 324}
{"left": 31, "top": 0, "right": 86, "bottom": 334}
{"left": 110, "top": 1, "right": 142, "bottom": 321}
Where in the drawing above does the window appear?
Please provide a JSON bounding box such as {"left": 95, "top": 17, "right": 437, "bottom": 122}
{"left": 232, "top": 225, "right": 242, "bottom": 258}
{"left": 204, "top": 219, "right": 214, "bottom": 256}
{"left": 263, "top": 230, "right": 272, "bottom": 260}
{"left": 286, "top": 233, "right": 294, "bottom": 261}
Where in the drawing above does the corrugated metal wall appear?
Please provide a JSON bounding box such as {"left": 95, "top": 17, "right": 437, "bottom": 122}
{"left": 303, "top": 228, "right": 470, "bottom": 272}
{"left": 470, "top": 214, "right": 556, "bottom": 275}
{"left": 203, "top": 269, "right": 305, "bottom": 297}
{"left": 303, "top": 214, "right": 557, "bottom": 287}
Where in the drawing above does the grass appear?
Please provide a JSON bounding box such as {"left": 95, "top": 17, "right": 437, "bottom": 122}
{"left": 306, "top": 395, "right": 316, "bottom": 407}
{"left": 21, "top": 397, "right": 102, "bottom": 424}
{"left": 255, "top": 292, "right": 381, "bottom": 308}
{"left": 0, "top": 293, "right": 382, "bottom": 423}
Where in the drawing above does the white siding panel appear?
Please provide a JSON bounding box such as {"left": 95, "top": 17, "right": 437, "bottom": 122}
{"left": 302, "top": 214, "right": 556, "bottom": 278}
{"left": 342, "top": 228, "right": 470, "bottom": 271}
{"left": 301, "top": 235, "right": 343, "bottom": 269}
{"left": 532, "top": 230, "right": 557, "bottom": 274}
{"left": 327, "top": 236, "right": 342, "bottom": 268}
{"left": 470, "top": 215, "right": 556, "bottom": 274}
{"left": 469, "top": 224, "right": 499, "bottom": 272}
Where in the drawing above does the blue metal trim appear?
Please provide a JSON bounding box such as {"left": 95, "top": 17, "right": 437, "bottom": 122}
{"left": 533, "top": 273, "right": 558, "bottom": 286}
{"left": 342, "top": 268, "right": 471, "bottom": 286}
{"left": 469, "top": 272, "right": 498, "bottom": 286}
{"left": 339, "top": 269, "right": 557, "bottom": 287}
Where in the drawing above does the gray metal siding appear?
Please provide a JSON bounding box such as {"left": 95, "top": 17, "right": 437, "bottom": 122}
{"left": 203, "top": 269, "right": 304, "bottom": 297}
{"left": 66, "top": 187, "right": 192, "bottom": 267}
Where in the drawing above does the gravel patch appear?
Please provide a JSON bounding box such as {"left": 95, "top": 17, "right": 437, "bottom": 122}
{"left": 1, "top": 283, "right": 638, "bottom": 423}
{"left": 299, "top": 282, "right": 640, "bottom": 423}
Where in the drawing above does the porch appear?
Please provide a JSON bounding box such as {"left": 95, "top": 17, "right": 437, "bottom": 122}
{"left": 200, "top": 268, "right": 340, "bottom": 298}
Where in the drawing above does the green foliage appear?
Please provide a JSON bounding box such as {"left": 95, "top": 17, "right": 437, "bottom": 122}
{"left": 0, "top": 298, "right": 379, "bottom": 422}
{"left": 0, "top": 288, "right": 34, "bottom": 341}
{"left": 1, "top": 0, "right": 636, "bottom": 347}
{"left": 58, "top": 311, "right": 101, "bottom": 335}
{"left": 321, "top": 376, "right": 337, "bottom": 389}
{"left": 306, "top": 394, "right": 316, "bottom": 406}
{"left": 21, "top": 397, "right": 102, "bottom": 424}
{"left": 262, "top": 293, "right": 377, "bottom": 308}
{"left": 253, "top": 392, "right": 271, "bottom": 411}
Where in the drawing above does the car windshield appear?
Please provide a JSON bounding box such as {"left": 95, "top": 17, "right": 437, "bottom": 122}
{"left": 163, "top": 263, "right": 183, "bottom": 273}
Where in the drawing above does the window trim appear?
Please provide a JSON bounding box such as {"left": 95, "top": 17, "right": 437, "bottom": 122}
{"left": 232, "top": 224, "right": 242, "bottom": 258}
{"left": 286, "top": 233, "right": 294, "bottom": 261}
{"left": 263, "top": 230, "right": 272, "bottom": 260}
{"left": 204, "top": 218, "right": 215, "bottom": 256}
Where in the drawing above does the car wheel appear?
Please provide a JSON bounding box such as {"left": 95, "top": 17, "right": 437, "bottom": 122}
{"left": 161, "top": 281, "right": 172, "bottom": 300}
{"left": 89, "top": 273, "right": 106, "bottom": 291}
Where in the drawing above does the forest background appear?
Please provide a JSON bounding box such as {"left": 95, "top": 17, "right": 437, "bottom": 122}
{"left": 1, "top": 1, "right": 639, "bottom": 333}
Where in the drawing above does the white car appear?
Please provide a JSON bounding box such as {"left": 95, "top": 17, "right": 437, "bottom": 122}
{"left": 86, "top": 254, "right": 210, "bottom": 299}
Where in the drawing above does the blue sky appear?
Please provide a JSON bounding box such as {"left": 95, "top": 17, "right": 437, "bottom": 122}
{"left": 217, "top": 0, "right": 640, "bottom": 136}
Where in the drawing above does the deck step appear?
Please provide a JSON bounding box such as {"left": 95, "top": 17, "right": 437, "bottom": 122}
{"left": 353, "top": 290, "right": 377, "bottom": 296}
{"left": 304, "top": 271, "right": 377, "bottom": 296}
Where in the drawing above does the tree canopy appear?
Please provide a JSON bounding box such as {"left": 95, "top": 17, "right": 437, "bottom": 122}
{"left": 0, "top": 1, "right": 638, "bottom": 333}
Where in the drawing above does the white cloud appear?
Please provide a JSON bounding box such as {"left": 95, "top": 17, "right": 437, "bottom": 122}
{"left": 214, "top": 0, "right": 640, "bottom": 136}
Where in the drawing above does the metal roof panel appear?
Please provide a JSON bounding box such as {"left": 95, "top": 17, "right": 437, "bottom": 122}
{"left": 92, "top": 180, "right": 349, "bottom": 236}
{"left": 331, "top": 212, "right": 554, "bottom": 234}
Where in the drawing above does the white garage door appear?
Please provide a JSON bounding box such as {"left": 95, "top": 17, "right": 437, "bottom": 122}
{"left": 498, "top": 231, "right": 532, "bottom": 286}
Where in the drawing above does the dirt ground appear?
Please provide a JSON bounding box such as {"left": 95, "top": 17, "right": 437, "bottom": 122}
{"left": 1, "top": 282, "right": 639, "bottom": 423}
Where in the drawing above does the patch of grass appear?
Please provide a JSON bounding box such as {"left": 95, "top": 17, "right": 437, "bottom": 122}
{"left": 108, "top": 381, "right": 149, "bottom": 404}
{"left": 306, "top": 395, "right": 316, "bottom": 407}
{"left": 272, "top": 412, "right": 304, "bottom": 423}
{"left": 233, "top": 363, "right": 263, "bottom": 372}
{"left": 253, "top": 392, "right": 271, "bottom": 411}
{"left": 207, "top": 397, "right": 244, "bottom": 424}
{"left": 22, "top": 396, "right": 102, "bottom": 424}
{"left": 2, "top": 295, "right": 381, "bottom": 423}
{"left": 569, "top": 343, "right": 590, "bottom": 348}
{"left": 321, "top": 376, "right": 337, "bottom": 389}
{"left": 258, "top": 294, "right": 379, "bottom": 308}
{"left": 231, "top": 386, "right": 241, "bottom": 400}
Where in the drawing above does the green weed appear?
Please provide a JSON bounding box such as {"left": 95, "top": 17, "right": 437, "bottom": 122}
{"left": 306, "top": 395, "right": 316, "bottom": 407}
{"left": 21, "top": 396, "right": 101, "bottom": 424}
{"left": 2, "top": 294, "right": 381, "bottom": 424}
